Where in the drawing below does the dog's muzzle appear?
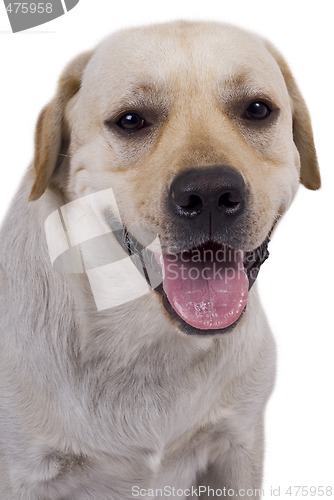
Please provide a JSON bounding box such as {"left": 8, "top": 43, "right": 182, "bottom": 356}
{"left": 113, "top": 165, "right": 270, "bottom": 335}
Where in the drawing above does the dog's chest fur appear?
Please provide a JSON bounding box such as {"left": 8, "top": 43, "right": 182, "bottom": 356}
{"left": 27, "top": 308, "right": 273, "bottom": 497}
{"left": 25, "top": 353, "right": 263, "bottom": 496}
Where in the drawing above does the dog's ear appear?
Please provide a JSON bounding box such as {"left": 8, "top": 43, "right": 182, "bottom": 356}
{"left": 29, "top": 50, "right": 93, "bottom": 201}
{"left": 265, "top": 42, "right": 321, "bottom": 190}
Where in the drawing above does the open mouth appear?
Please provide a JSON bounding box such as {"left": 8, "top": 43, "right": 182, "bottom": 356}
{"left": 154, "top": 239, "right": 269, "bottom": 336}
{"left": 116, "top": 227, "right": 270, "bottom": 336}
{"left": 158, "top": 243, "right": 248, "bottom": 333}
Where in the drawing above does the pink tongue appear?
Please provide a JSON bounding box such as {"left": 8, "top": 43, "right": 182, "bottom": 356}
{"left": 162, "top": 247, "right": 248, "bottom": 330}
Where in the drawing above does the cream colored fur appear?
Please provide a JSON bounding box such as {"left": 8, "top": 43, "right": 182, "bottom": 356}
{"left": 0, "top": 21, "right": 319, "bottom": 499}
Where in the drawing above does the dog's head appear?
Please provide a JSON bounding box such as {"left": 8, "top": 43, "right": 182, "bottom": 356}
{"left": 30, "top": 21, "right": 320, "bottom": 335}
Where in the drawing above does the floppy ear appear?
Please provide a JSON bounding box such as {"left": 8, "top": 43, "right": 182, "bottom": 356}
{"left": 29, "top": 50, "right": 93, "bottom": 201}
{"left": 265, "top": 42, "right": 321, "bottom": 190}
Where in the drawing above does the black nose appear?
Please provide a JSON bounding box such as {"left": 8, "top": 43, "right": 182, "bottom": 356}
{"left": 169, "top": 166, "right": 246, "bottom": 220}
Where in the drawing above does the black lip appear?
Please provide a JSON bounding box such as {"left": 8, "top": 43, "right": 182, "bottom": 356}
{"left": 155, "top": 283, "right": 246, "bottom": 336}
{"left": 244, "top": 236, "right": 270, "bottom": 288}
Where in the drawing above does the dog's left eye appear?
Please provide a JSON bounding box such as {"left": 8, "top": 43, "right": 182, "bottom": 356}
{"left": 244, "top": 101, "right": 272, "bottom": 121}
{"left": 116, "top": 113, "right": 147, "bottom": 131}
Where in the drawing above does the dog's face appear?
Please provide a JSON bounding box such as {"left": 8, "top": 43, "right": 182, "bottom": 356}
{"left": 30, "top": 21, "right": 320, "bottom": 335}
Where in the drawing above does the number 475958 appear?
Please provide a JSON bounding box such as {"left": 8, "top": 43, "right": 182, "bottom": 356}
{"left": 6, "top": 3, "right": 53, "bottom": 14}
{"left": 286, "top": 486, "right": 333, "bottom": 497}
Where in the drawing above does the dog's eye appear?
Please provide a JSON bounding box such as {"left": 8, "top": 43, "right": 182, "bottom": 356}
{"left": 116, "top": 113, "right": 147, "bottom": 131}
{"left": 244, "top": 102, "right": 271, "bottom": 121}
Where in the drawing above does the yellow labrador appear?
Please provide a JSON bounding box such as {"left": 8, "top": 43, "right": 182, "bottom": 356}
{"left": 0, "top": 21, "right": 320, "bottom": 499}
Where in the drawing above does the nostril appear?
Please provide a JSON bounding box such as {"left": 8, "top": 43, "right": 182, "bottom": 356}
{"left": 174, "top": 193, "right": 203, "bottom": 216}
{"left": 218, "top": 192, "right": 242, "bottom": 212}
{"left": 185, "top": 194, "right": 203, "bottom": 211}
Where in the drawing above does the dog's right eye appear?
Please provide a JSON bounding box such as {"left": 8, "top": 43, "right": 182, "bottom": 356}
{"left": 244, "top": 101, "right": 272, "bottom": 121}
{"left": 116, "top": 113, "right": 147, "bottom": 132}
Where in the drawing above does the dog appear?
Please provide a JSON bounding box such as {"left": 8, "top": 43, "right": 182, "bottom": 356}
{"left": 0, "top": 20, "right": 320, "bottom": 499}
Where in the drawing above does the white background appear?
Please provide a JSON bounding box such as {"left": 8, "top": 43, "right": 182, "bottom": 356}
{"left": 1, "top": 1, "right": 333, "bottom": 496}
